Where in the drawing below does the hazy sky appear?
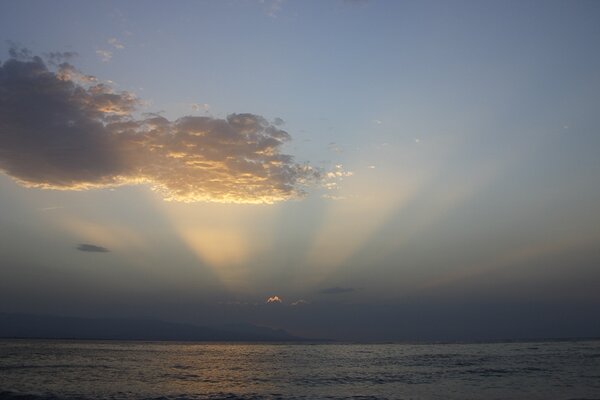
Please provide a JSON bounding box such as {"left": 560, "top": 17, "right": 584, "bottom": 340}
{"left": 1, "top": 0, "right": 599, "bottom": 341}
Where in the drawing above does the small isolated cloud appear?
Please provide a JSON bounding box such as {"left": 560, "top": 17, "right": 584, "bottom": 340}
{"left": 322, "top": 193, "right": 346, "bottom": 201}
{"left": 367, "top": 165, "right": 376, "bottom": 169}
{"left": 291, "top": 299, "right": 309, "bottom": 306}
{"left": 0, "top": 50, "right": 321, "bottom": 204}
{"left": 326, "top": 164, "right": 353, "bottom": 179}
{"left": 261, "top": 0, "right": 284, "bottom": 18}
{"left": 373, "top": 119, "right": 382, "bottom": 125}
{"left": 190, "top": 103, "right": 210, "bottom": 112}
{"left": 96, "top": 49, "right": 112, "bottom": 62}
{"left": 77, "top": 243, "right": 109, "bottom": 253}
{"left": 322, "top": 164, "right": 353, "bottom": 191}
{"left": 108, "top": 38, "right": 125, "bottom": 50}
{"left": 319, "top": 287, "right": 355, "bottom": 295}
{"left": 266, "top": 295, "right": 282, "bottom": 304}
{"left": 38, "top": 206, "right": 64, "bottom": 212}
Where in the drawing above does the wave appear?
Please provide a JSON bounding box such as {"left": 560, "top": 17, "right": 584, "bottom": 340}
{"left": 0, "top": 392, "right": 391, "bottom": 400}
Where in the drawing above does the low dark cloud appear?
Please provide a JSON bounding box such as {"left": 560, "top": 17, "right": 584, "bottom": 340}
{"left": 7, "top": 45, "right": 32, "bottom": 60}
{"left": 77, "top": 244, "right": 109, "bottom": 253}
{"left": 291, "top": 299, "right": 309, "bottom": 306}
{"left": 0, "top": 50, "right": 319, "bottom": 203}
{"left": 319, "top": 287, "right": 355, "bottom": 295}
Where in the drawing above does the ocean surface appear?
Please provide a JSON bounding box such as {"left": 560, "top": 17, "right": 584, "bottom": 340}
{"left": 1, "top": 339, "right": 599, "bottom": 400}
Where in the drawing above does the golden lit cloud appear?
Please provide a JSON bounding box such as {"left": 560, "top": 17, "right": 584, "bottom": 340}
{"left": 0, "top": 52, "right": 319, "bottom": 204}
{"left": 266, "top": 295, "right": 282, "bottom": 303}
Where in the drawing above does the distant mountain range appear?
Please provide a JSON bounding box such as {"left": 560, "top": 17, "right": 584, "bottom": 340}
{"left": 0, "top": 313, "right": 308, "bottom": 342}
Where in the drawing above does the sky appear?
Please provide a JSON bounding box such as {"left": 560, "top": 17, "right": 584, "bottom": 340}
{"left": 1, "top": 0, "right": 600, "bottom": 341}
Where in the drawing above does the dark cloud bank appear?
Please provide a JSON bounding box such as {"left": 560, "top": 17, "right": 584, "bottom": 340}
{"left": 0, "top": 51, "right": 318, "bottom": 203}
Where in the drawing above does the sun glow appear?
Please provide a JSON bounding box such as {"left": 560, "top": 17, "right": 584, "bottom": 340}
{"left": 158, "top": 200, "right": 279, "bottom": 291}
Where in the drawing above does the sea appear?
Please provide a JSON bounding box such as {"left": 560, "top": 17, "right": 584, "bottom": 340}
{"left": 1, "top": 339, "right": 599, "bottom": 400}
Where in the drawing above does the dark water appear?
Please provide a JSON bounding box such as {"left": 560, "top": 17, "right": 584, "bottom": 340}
{"left": 1, "top": 340, "right": 600, "bottom": 400}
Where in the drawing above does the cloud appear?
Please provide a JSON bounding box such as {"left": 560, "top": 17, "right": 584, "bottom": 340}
{"left": 261, "top": 0, "right": 284, "bottom": 18}
{"left": 319, "top": 287, "right": 355, "bottom": 295}
{"left": 45, "top": 51, "right": 79, "bottom": 65}
{"left": 322, "top": 164, "right": 353, "bottom": 191}
{"left": 190, "top": 103, "right": 210, "bottom": 112}
{"left": 108, "top": 38, "right": 125, "bottom": 50}
{"left": 0, "top": 51, "right": 319, "bottom": 204}
{"left": 266, "top": 295, "right": 282, "bottom": 303}
{"left": 7, "top": 46, "right": 32, "bottom": 60}
{"left": 322, "top": 194, "right": 346, "bottom": 201}
{"left": 77, "top": 243, "right": 109, "bottom": 253}
{"left": 291, "top": 299, "right": 309, "bottom": 306}
{"left": 96, "top": 50, "right": 112, "bottom": 62}
{"left": 325, "top": 165, "right": 353, "bottom": 179}
{"left": 38, "top": 206, "right": 64, "bottom": 212}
